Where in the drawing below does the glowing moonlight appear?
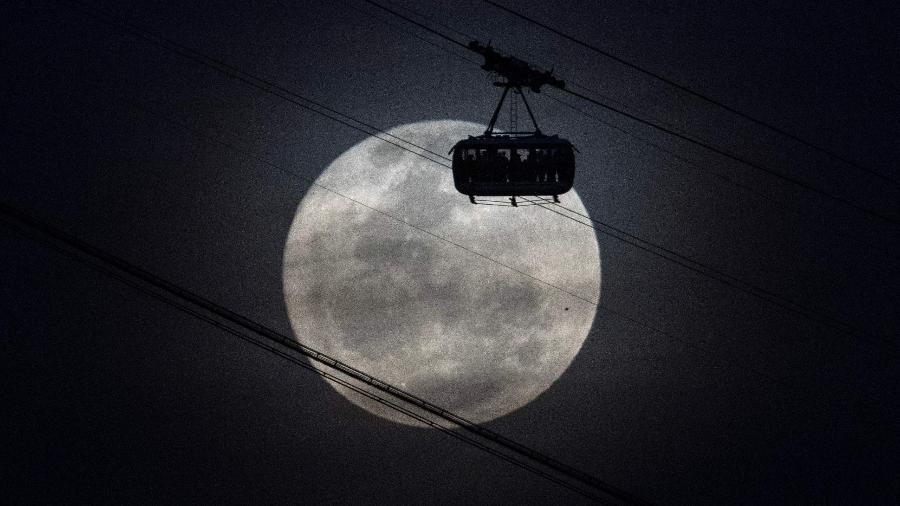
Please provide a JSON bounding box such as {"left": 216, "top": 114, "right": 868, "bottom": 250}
{"left": 283, "top": 120, "right": 600, "bottom": 426}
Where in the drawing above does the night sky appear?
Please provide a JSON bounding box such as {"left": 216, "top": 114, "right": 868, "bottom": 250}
{"left": 3, "top": 0, "right": 899, "bottom": 504}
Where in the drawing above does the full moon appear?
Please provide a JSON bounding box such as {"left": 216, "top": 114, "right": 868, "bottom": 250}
{"left": 282, "top": 120, "right": 601, "bottom": 426}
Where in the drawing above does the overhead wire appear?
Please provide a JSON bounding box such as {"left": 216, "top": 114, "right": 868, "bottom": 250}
{"left": 343, "top": 0, "right": 481, "bottom": 67}
{"left": 15, "top": 6, "right": 648, "bottom": 498}
{"left": 49, "top": 0, "right": 892, "bottom": 370}
{"left": 481, "top": 0, "right": 900, "bottom": 187}
{"left": 10, "top": 39, "right": 895, "bottom": 457}
{"left": 57, "top": 0, "right": 453, "bottom": 170}
{"left": 520, "top": 195, "right": 896, "bottom": 349}
{"left": 361, "top": 0, "right": 470, "bottom": 51}
{"left": 0, "top": 202, "right": 644, "bottom": 505}
{"left": 541, "top": 92, "right": 899, "bottom": 257}
{"left": 13, "top": 1, "right": 895, "bottom": 499}
{"left": 349, "top": 0, "right": 900, "bottom": 257}
{"left": 557, "top": 86, "right": 900, "bottom": 226}
{"left": 343, "top": 1, "right": 899, "bottom": 346}
{"left": 362, "top": 0, "right": 899, "bottom": 227}
{"left": 373, "top": 0, "right": 687, "bottom": 135}
{"left": 14, "top": 5, "right": 892, "bottom": 496}
{"left": 4, "top": 18, "right": 652, "bottom": 496}
{"left": 381, "top": 0, "right": 475, "bottom": 42}
{"left": 0, "top": 220, "right": 606, "bottom": 504}
{"left": 48, "top": 0, "right": 599, "bottom": 306}
{"left": 4, "top": 48, "right": 802, "bottom": 398}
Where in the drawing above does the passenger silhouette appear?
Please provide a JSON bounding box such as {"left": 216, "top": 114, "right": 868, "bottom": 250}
{"left": 497, "top": 150, "right": 510, "bottom": 182}
{"left": 527, "top": 150, "right": 540, "bottom": 182}
{"left": 509, "top": 150, "right": 522, "bottom": 182}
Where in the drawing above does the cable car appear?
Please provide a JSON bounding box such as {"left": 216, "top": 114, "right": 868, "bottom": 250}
{"left": 450, "top": 41, "right": 576, "bottom": 206}
{"left": 451, "top": 134, "right": 575, "bottom": 202}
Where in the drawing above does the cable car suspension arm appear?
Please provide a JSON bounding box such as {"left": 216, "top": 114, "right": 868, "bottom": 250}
{"left": 485, "top": 84, "right": 541, "bottom": 135}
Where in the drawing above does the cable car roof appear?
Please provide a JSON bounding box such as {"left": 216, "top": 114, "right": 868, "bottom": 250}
{"left": 453, "top": 134, "right": 572, "bottom": 147}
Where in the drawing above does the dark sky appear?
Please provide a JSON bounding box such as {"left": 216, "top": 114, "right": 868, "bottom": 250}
{"left": 3, "top": 0, "right": 899, "bottom": 504}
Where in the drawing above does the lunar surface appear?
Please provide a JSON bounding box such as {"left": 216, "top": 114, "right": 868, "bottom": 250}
{"left": 282, "top": 120, "right": 601, "bottom": 426}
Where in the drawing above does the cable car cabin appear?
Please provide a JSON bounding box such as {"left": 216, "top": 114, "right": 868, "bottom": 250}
{"left": 451, "top": 134, "right": 575, "bottom": 200}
